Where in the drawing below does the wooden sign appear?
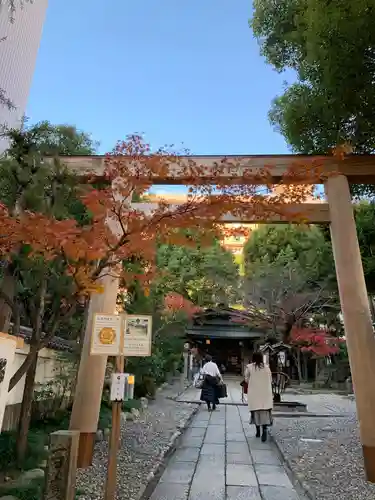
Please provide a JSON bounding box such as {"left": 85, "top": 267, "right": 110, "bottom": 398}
{"left": 43, "top": 430, "right": 79, "bottom": 500}
{"left": 90, "top": 314, "right": 123, "bottom": 356}
{"left": 122, "top": 315, "right": 152, "bottom": 357}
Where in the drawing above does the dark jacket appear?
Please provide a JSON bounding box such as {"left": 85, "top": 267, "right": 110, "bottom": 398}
{"left": 200, "top": 374, "right": 220, "bottom": 404}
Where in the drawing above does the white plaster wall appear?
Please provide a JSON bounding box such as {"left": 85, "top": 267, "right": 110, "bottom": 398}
{"left": 6, "top": 344, "right": 59, "bottom": 405}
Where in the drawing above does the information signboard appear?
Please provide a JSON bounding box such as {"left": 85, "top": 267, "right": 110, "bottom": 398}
{"left": 90, "top": 314, "right": 123, "bottom": 356}
{"left": 122, "top": 315, "right": 152, "bottom": 357}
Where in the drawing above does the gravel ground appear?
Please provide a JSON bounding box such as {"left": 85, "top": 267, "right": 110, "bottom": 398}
{"left": 283, "top": 392, "right": 356, "bottom": 415}
{"left": 76, "top": 378, "right": 198, "bottom": 500}
{"left": 272, "top": 414, "right": 375, "bottom": 500}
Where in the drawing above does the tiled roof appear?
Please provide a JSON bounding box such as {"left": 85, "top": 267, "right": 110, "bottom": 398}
{"left": 9, "top": 324, "right": 76, "bottom": 352}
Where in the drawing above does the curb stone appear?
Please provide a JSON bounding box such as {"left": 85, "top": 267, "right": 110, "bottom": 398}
{"left": 270, "top": 433, "right": 316, "bottom": 500}
{"left": 136, "top": 403, "right": 200, "bottom": 500}
{"left": 167, "top": 382, "right": 193, "bottom": 401}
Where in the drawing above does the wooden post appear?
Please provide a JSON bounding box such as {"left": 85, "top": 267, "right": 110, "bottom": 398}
{"left": 104, "top": 356, "right": 125, "bottom": 500}
{"left": 69, "top": 273, "right": 119, "bottom": 468}
{"left": 43, "top": 430, "right": 79, "bottom": 500}
{"left": 326, "top": 174, "right": 375, "bottom": 482}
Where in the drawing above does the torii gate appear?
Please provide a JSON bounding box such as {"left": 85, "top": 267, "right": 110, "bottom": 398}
{"left": 61, "top": 153, "right": 375, "bottom": 480}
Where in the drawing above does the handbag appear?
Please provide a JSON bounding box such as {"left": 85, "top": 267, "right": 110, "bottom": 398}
{"left": 218, "top": 383, "right": 227, "bottom": 398}
{"left": 240, "top": 380, "right": 248, "bottom": 394}
{"left": 193, "top": 371, "right": 204, "bottom": 389}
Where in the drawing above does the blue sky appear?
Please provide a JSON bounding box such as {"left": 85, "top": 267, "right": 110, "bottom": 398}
{"left": 26, "top": 0, "right": 295, "bottom": 194}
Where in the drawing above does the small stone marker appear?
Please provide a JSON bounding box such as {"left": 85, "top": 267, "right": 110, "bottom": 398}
{"left": 43, "top": 430, "right": 79, "bottom": 500}
{"left": 300, "top": 438, "right": 323, "bottom": 443}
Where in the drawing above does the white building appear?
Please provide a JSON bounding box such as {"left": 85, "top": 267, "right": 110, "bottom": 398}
{"left": 0, "top": 0, "right": 48, "bottom": 151}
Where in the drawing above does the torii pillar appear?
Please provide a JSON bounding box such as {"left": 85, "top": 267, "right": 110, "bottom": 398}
{"left": 69, "top": 273, "right": 119, "bottom": 468}
{"left": 326, "top": 174, "right": 375, "bottom": 482}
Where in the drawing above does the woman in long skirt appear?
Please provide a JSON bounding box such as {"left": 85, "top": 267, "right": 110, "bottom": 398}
{"left": 200, "top": 355, "right": 222, "bottom": 411}
{"left": 244, "top": 351, "right": 273, "bottom": 442}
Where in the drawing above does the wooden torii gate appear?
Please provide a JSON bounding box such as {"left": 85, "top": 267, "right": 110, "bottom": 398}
{"left": 61, "top": 153, "right": 375, "bottom": 480}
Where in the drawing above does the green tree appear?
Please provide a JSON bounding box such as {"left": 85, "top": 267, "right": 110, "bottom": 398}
{"left": 243, "top": 224, "right": 339, "bottom": 340}
{"left": 252, "top": 0, "right": 375, "bottom": 196}
{"left": 155, "top": 240, "right": 240, "bottom": 307}
{"left": 317, "top": 202, "right": 375, "bottom": 302}
{"left": 244, "top": 224, "right": 334, "bottom": 283}
{"left": 353, "top": 203, "right": 375, "bottom": 295}
{"left": 252, "top": 0, "right": 375, "bottom": 152}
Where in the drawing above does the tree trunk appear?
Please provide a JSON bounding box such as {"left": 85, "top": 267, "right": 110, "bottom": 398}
{"left": 16, "top": 346, "right": 38, "bottom": 465}
{"left": 8, "top": 349, "right": 38, "bottom": 392}
{"left": 295, "top": 351, "right": 303, "bottom": 382}
{"left": 303, "top": 354, "right": 309, "bottom": 382}
{"left": 314, "top": 359, "right": 319, "bottom": 384}
{"left": 369, "top": 295, "right": 375, "bottom": 322}
{"left": 283, "top": 317, "right": 295, "bottom": 343}
{"left": 0, "top": 266, "right": 15, "bottom": 332}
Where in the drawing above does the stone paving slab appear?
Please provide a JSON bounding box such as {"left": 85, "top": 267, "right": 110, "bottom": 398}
{"left": 226, "top": 464, "right": 258, "bottom": 487}
{"left": 251, "top": 449, "right": 282, "bottom": 465}
{"left": 180, "top": 436, "right": 204, "bottom": 448}
{"left": 260, "top": 485, "right": 301, "bottom": 500}
{"left": 226, "top": 486, "right": 261, "bottom": 500}
{"left": 159, "top": 462, "right": 196, "bottom": 484}
{"left": 173, "top": 447, "right": 201, "bottom": 462}
{"left": 185, "top": 427, "right": 206, "bottom": 438}
{"left": 255, "top": 465, "right": 293, "bottom": 488}
{"left": 148, "top": 405, "right": 302, "bottom": 500}
{"left": 150, "top": 483, "right": 190, "bottom": 500}
{"left": 226, "top": 452, "right": 252, "bottom": 465}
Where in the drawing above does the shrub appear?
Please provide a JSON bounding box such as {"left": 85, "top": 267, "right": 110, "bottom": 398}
{"left": 122, "top": 399, "right": 142, "bottom": 413}
{"left": 98, "top": 404, "right": 112, "bottom": 429}
{"left": 0, "top": 430, "right": 47, "bottom": 472}
{"left": 0, "top": 477, "right": 44, "bottom": 500}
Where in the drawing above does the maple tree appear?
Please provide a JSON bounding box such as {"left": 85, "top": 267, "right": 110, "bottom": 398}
{"left": 289, "top": 326, "right": 342, "bottom": 382}
{"left": 163, "top": 292, "right": 202, "bottom": 319}
{"left": 290, "top": 326, "right": 341, "bottom": 357}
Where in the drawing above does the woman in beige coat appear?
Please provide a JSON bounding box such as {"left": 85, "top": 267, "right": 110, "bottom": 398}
{"left": 244, "top": 352, "right": 273, "bottom": 442}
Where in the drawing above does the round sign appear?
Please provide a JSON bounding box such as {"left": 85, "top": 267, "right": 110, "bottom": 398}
{"left": 99, "top": 327, "right": 116, "bottom": 345}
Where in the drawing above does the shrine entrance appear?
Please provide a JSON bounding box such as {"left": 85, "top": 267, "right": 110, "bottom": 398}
{"left": 62, "top": 153, "right": 375, "bottom": 481}
{"left": 185, "top": 307, "right": 264, "bottom": 374}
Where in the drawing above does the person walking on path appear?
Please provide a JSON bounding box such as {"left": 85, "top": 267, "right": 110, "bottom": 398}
{"left": 200, "top": 354, "right": 223, "bottom": 411}
{"left": 244, "top": 351, "right": 273, "bottom": 442}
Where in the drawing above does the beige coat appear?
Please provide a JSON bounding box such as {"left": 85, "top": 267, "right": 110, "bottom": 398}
{"left": 244, "top": 363, "right": 273, "bottom": 411}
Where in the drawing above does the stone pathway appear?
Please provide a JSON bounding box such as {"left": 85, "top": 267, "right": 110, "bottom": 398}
{"left": 150, "top": 405, "right": 301, "bottom": 500}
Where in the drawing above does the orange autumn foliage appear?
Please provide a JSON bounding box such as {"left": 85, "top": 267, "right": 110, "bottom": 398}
{"left": 163, "top": 292, "right": 201, "bottom": 319}
{"left": 0, "top": 135, "right": 339, "bottom": 296}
